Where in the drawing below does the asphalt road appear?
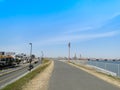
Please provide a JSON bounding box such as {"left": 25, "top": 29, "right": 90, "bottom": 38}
{"left": 48, "top": 61, "right": 120, "bottom": 90}
{"left": 0, "top": 61, "right": 41, "bottom": 89}
{"left": 0, "top": 64, "right": 28, "bottom": 76}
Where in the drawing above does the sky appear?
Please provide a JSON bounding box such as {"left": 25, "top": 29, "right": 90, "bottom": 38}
{"left": 0, "top": 0, "right": 120, "bottom": 58}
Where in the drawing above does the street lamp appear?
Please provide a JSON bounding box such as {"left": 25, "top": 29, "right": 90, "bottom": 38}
{"left": 41, "top": 51, "right": 44, "bottom": 63}
{"left": 68, "top": 42, "right": 71, "bottom": 61}
{"left": 29, "top": 43, "right": 32, "bottom": 65}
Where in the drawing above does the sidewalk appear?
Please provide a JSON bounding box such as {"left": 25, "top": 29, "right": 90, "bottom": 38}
{"left": 48, "top": 61, "right": 120, "bottom": 90}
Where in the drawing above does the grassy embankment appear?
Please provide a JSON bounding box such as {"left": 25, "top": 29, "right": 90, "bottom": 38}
{"left": 1, "top": 59, "right": 51, "bottom": 90}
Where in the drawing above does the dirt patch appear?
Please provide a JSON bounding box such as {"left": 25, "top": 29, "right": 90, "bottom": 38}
{"left": 22, "top": 61, "right": 54, "bottom": 90}
{"left": 67, "top": 62, "right": 120, "bottom": 88}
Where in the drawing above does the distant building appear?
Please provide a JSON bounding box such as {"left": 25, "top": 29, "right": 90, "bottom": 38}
{"left": 0, "top": 52, "right": 5, "bottom": 55}
{"left": 0, "top": 51, "right": 15, "bottom": 57}
{"left": 73, "top": 53, "right": 77, "bottom": 60}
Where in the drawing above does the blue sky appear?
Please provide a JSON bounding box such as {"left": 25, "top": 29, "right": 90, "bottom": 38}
{"left": 0, "top": 0, "right": 120, "bottom": 58}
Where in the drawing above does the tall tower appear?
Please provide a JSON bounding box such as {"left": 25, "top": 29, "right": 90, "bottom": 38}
{"left": 74, "top": 53, "right": 77, "bottom": 60}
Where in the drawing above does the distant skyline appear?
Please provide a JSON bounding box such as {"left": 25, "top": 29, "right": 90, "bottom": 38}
{"left": 0, "top": 0, "right": 120, "bottom": 58}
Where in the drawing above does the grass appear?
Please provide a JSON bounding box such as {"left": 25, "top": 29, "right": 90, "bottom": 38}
{"left": 1, "top": 59, "right": 51, "bottom": 90}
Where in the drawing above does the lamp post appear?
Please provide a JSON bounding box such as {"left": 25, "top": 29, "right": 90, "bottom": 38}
{"left": 41, "top": 51, "right": 44, "bottom": 63}
{"left": 29, "top": 43, "right": 32, "bottom": 65}
{"left": 68, "top": 42, "right": 71, "bottom": 61}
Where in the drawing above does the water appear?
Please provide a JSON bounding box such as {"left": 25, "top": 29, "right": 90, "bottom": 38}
{"left": 88, "top": 60, "right": 120, "bottom": 77}
{"left": 95, "top": 60, "right": 120, "bottom": 64}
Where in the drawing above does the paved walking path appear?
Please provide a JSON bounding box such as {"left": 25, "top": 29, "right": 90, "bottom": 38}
{"left": 48, "top": 61, "right": 120, "bottom": 90}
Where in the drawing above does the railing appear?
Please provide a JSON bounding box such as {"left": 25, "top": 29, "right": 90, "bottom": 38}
{"left": 68, "top": 60, "right": 120, "bottom": 78}
{"left": 88, "top": 61, "right": 120, "bottom": 77}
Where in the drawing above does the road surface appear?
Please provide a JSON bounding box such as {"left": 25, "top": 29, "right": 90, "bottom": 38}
{"left": 0, "top": 61, "right": 41, "bottom": 89}
{"left": 48, "top": 60, "right": 120, "bottom": 90}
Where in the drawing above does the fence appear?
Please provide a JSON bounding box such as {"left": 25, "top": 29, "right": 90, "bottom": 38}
{"left": 69, "top": 60, "right": 120, "bottom": 77}
{"left": 88, "top": 61, "right": 120, "bottom": 77}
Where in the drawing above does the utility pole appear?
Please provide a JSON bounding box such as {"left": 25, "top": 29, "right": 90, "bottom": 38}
{"left": 74, "top": 53, "right": 77, "bottom": 60}
{"left": 68, "top": 42, "right": 71, "bottom": 61}
{"left": 41, "top": 51, "right": 44, "bottom": 63}
{"left": 80, "top": 54, "right": 81, "bottom": 60}
{"left": 29, "top": 43, "right": 32, "bottom": 70}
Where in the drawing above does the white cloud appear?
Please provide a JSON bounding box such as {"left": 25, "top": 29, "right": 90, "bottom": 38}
{"left": 34, "top": 31, "right": 119, "bottom": 46}
{"left": 1, "top": 31, "right": 119, "bottom": 56}
{"left": 64, "top": 27, "right": 93, "bottom": 34}
{"left": 110, "top": 13, "right": 120, "bottom": 19}
{"left": 105, "top": 12, "right": 120, "bottom": 22}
